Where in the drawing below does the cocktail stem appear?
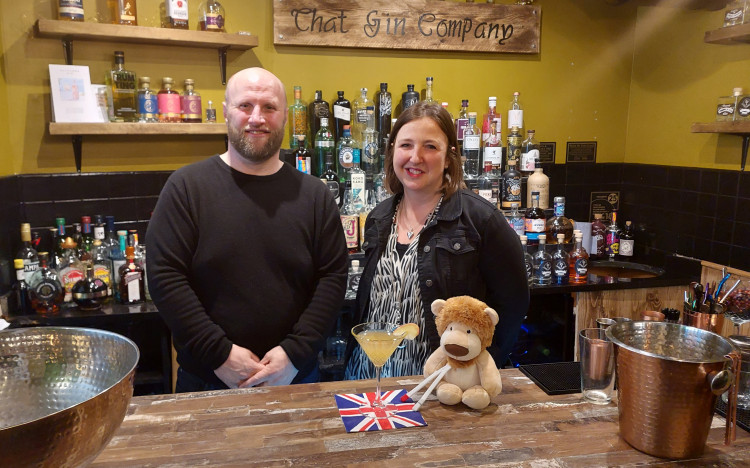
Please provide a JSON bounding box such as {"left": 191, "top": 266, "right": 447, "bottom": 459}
{"left": 374, "top": 366, "right": 383, "bottom": 406}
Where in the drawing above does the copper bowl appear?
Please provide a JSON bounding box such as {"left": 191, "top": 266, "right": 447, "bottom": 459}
{"left": 0, "top": 327, "right": 139, "bottom": 467}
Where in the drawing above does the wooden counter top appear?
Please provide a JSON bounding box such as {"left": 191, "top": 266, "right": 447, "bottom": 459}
{"left": 92, "top": 369, "right": 750, "bottom": 467}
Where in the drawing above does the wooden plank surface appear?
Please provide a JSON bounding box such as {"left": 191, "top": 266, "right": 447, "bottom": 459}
{"left": 49, "top": 122, "right": 227, "bottom": 135}
{"left": 705, "top": 22, "right": 750, "bottom": 45}
{"left": 691, "top": 121, "right": 750, "bottom": 135}
{"left": 273, "top": 0, "right": 541, "bottom": 54}
{"left": 91, "top": 369, "right": 750, "bottom": 466}
{"left": 36, "top": 18, "right": 258, "bottom": 50}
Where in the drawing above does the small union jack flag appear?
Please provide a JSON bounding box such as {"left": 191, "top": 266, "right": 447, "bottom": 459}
{"left": 334, "top": 389, "right": 427, "bottom": 433}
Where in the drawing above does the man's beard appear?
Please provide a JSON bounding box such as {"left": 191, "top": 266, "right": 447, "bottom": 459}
{"left": 227, "top": 124, "right": 284, "bottom": 163}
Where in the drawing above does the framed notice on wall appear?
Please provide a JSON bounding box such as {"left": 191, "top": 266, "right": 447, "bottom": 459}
{"left": 48, "top": 65, "right": 100, "bottom": 123}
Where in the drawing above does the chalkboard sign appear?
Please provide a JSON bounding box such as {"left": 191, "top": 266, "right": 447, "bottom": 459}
{"left": 589, "top": 191, "right": 620, "bottom": 223}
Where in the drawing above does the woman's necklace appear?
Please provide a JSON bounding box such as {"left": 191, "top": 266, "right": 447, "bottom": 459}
{"left": 396, "top": 195, "right": 444, "bottom": 240}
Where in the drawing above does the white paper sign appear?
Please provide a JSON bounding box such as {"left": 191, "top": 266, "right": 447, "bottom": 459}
{"left": 48, "top": 64, "right": 100, "bottom": 122}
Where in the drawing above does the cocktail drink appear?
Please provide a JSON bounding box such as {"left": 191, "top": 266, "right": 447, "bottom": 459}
{"left": 352, "top": 322, "right": 418, "bottom": 412}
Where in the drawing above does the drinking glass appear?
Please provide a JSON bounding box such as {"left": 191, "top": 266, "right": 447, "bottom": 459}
{"left": 579, "top": 328, "right": 615, "bottom": 405}
{"left": 351, "top": 322, "right": 407, "bottom": 413}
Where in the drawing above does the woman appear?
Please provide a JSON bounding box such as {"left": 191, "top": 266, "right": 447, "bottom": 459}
{"left": 345, "top": 102, "right": 530, "bottom": 380}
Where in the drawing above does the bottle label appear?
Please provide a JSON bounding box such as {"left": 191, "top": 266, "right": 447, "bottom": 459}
{"left": 359, "top": 211, "right": 369, "bottom": 247}
{"left": 341, "top": 215, "right": 359, "bottom": 249}
{"left": 59, "top": 0, "right": 84, "bottom": 19}
{"left": 508, "top": 109, "right": 523, "bottom": 129}
{"left": 464, "top": 134, "right": 480, "bottom": 150}
{"left": 167, "top": 0, "right": 189, "bottom": 20}
{"left": 403, "top": 97, "right": 418, "bottom": 110}
{"left": 575, "top": 258, "right": 588, "bottom": 276}
{"left": 554, "top": 259, "right": 568, "bottom": 278}
{"left": 61, "top": 268, "right": 84, "bottom": 301}
{"left": 125, "top": 271, "right": 142, "bottom": 301}
{"left": 508, "top": 217, "right": 525, "bottom": 236}
{"left": 525, "top": 218, "right": 546, "bottom": 233}
{"left": 34, "top": 280, "right": 60, "bottom": 302}
{"left": 296, "top": 157, "right": 311, "bottom": 174}
{"left": 554, "top": 202, "right": 565, "bottom": 217}
{"left": 339, "top": 146, "right": 354, "bottom": 166}
{"left": 379, "top": 95, "right": 392, "bottom": 116}
{"left": 456, "top": 118, "right": 468, "bottom": 140}
{"left": 525, "top": 259, "right": 533, "bottom": 280}
{"left": 606, "top": 233, "right": 620, "bottom": 255}
{"left": 316, "top": 140, "right": 335, "bottom": 148}
{"left": 334, "top": 105, "right": 351, "bottom": 121}
{"left": 717, "top": 103, "right": 735, "bottom": 117}
{"left": 182, "top": 95, "right": 202, "bottom": 119}
{"left": 537, "top": 260, "right": 551, "bottom": 280}
{"left": 204, "top": 12, "right": 224, "bottom": 30}
{"left": 23, "top": 259, "right": 40, "bottom": 276}
{"left": 93, "top": 264, "right": 111, "bottom": 287}
{"left": 726, "top": 9, "right": 744, "bottom": 21}
{"left": 521, "top": 149, "right": 539, "bottom": 171}
{"left": 322, "top": 179, "right": 340, "bottom": 204}
{"left": 483, "top": 146, "right": 502, "bottom": 165}
{"left": 739, "top": 97, "right": 750, "bottom": 118}
{"left": 351, "top": 172, "right": 366, "bottom": 205}
{"left": 363, "top": 142, "right": 379, "bottom": 166}
{"left": 620, "top": 239, "right": 634, "bottom": 256}
{"left": 206, "top": 108, "right": 217, "bottom": 122}
{"left": 138, "top": 94, "right": 158, "bottom": 117}
{"left": 158, "top": 93, "right": 181, "bottom": 117}
{"left": 504, "top": 178, "right": 521, "bottom": 203}
{"left": 478, "top": 189, "right": 493, "bottom": 203}
{"left": 356, "top": 108, "right": 369, "bottom": 124}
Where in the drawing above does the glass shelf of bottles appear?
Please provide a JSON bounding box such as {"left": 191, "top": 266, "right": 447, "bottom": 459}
{"left": 704, "top": 21, "right": 750, "bottom": 44}
{"left": 35, "top": 18, "right": 258, "bottom": 50}
{"left": 690, "top": 121, "right": 750, "bottom": 134}
{"left": 49, "top": 122, "right": 227, "bottom": 136}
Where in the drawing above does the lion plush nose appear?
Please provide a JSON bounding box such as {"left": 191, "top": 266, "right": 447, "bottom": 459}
{"left": 444, "top": 344, "right": 469, "bottom": 357}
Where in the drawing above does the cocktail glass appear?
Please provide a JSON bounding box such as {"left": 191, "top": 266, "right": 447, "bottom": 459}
{"left": 352, "top": 322, "right": 407, "bottom": 413}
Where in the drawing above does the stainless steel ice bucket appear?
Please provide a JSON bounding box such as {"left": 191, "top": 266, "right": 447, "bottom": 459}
{"left": 606, "top": 321, "right": 738, "bottom": 459}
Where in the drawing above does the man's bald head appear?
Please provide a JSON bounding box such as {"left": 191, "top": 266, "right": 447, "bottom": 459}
{"left": 225, "top": 68, "right": 287, "bottom": 109}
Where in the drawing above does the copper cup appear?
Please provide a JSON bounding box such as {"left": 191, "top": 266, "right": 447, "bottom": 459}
{"left": 682, "top": 303, "right": 725, "bottom": 333}
{"left": 641, "top": 310, "right": 665, "bottom": 322}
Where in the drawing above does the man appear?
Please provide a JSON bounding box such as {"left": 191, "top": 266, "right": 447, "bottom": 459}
{"left": 147, "top": 68, "right": 348, "bottom": 391}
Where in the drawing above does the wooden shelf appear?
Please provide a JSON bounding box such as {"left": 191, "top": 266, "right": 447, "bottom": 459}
{"left": 704, "top": 22, "right": 750, "bottom": 44}
{"left": 49, "top": 122, "right": 227, "bottom": 136}
{"left": 36, "top": 18, "right": 258, "bottom": 50}
{"left": 691, "top": 121, "right": 750, "bottom": 170}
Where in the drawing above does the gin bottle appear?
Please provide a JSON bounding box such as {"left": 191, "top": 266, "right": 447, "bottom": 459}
{"left": 181, "top": 79, "right": 202, "bottom": 123}
{"left": 108, "top": 0, "right": 138, "bottom": 25}
{"left": 552, "top": 234, "right": 570, "bottom": 285}
{"left": 293, "top": 135, "right": 313, "bottom": 175}
{"left": 478, "top": 161, "right": 496, "bottom": 205}
{"left": 157, "top": 77, "right": 181, "bottom": 123}
{"left": 507, "top": 202, "right": 525, "bottom": 237}
{"left": 80, "top": 216, "right": 94, "bottom": 261}
{"left": 320, "top": 152, "right": 340, "bottom": 206}
{"left": 361, "top": 106, "right": 380, "bottom": 177}
{"left": 569, "top": 232, "right": 589, "bottom": 284}
{"left": 376, "top": 83, "right": 392, "bottom": 153}
{"left": 137, "top": 77, "right": 159, "bottom": 123}
{"left": 524, "top": 191, "right": 546, "bottom": 246}
{"left": 12, "top": 259, "right": 32, "bottom": 315}
{"left": 314, "top": 117, "right": 335, "bottom": 177}
{"left": 619, "top": 220, "right": 635, "bottom": 260}
{"left": 333, "top": 91, "right": 351, "bottom": 142}
{"left": 198, "top": 0, "right": 225, "bottom": 32}
{"left": 482, "top": 97, "right": 503, "bottom": 170}
{"left": 309, "top": 90, "right": 330, "bottom": 144}
{"left": 423, "top": 76, "right": 437, "bottom": 104}
{"left": 532, "top": 234, "right": 552, "bottom": 286}
{"left": 352, "top": 88, "right": 371, "bottom": 143}
{"left": 462, "top": 112, "right": 481, "bottom": 178}
{"left": 326, "top": 316, "right": 348, "bottom": 363}
{"left": 508, "top": 91, "right": 523, "bottom": 130}
{"left": 520, "top": 235, "right": 533, "bottom": 286}
{"left": 501, "top": 160, "right": 522, "bottom": 209}
{"left": 110, "top": 230, "right": 128, "bottom": 301}
{"left": 455, "top": 99, "right": 469, "bottom": 155}
{"left": 402, "top": 84, "right": 419, "bottom": 113}
{"left": 724, "top": 0, "right": 747, "bottom": 27}
{"left": 520, "top": 129, "right": 539, "bottom": 176}
{"left": 591, "top": 214, "right": 607, "bottom": 258}
{"left": 289, "top": 85, "right": 308, "bottom": 150}
{"left": 107, "top": 51, "right": 137, "bottom": 122}
{"left": 206, "top": 100, "right": 217, "bottom": 122}
{"left": 336, "top": 125, "right": 360, "bottom": 182}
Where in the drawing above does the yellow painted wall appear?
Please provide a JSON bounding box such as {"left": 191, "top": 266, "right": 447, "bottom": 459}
{"left": 0, "top": 0, "right": 639, "bottom": 175}
{"left": 627, "top": 6, "right": 749, "bottom": 170}
{"left": 0, "top": 6, "right": 12, "bottom": 176}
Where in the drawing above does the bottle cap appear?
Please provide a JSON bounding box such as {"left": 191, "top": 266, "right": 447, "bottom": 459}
{"left": 407, "top": 84, "right": 415, "bottom": 90}
{"left": 468, "top": 112, "right": 477, "bottom": 117}
{"left": 539, "top": 234, "right": 547, "bottom": 241}
{"left": 125, "top": 246, "right": 135, "bottom": 257}
{"left": 557, "top": 233, "right": 565, "bottom": 242}
{"left": 139, "top": 76, "right": 151, "bottom": 84}
{"left": 320, "top": 117, "right": 328, "bottom": 126}
{"left": 185, "top": 79, "right": 195, "bottom": 85}
{"left": 513, "top": 91, "right": 520, "bottom": 96}
{"left": 554, "top": 196, "right": 565, "bottom": 203}
{"left": 62, "top": 237, "right": 77, "bottom": 249}
{"left": 380, "top": 83, "right": 387, "bottom": 90}
{"left": 462, "top": 99, "right": 469, "bottom": 106}
{"left": 338, "top": 90, "right": 344, "bottom": 97}
{"left": 162, "top": 77, "right": 174, "bottom": 84}
{"left": 343, "top": 124, "right": 350, "bottom": 130}
{"left": 489, "top": 96, "right": 497, "bottom": 104}
{"left": 734, "top": 87, "right": 744, "bottom": 96}
{"left": 626, "top": 220, "right": 632, "bottom": 226}
{"left": 426, "top": 76, "right": 433, "bottom": 82}
{"left": 352, "top": 260, "right": 360, "bottom": 267}
{"left": 528, "top": 129, "right": 535, "bottom": 134}
{"left": 14, "top": 259, "right": 24, "bottom": 269}
{"left": 82, "top": 216, "right": 91, "bottom": 224}
{"left": 520, "top": 234, "right": 527, "bottom": 241}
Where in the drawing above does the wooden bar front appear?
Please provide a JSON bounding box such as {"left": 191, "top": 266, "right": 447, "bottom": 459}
{"left": 91, "top": 369, "right": 750, "bottom": 466}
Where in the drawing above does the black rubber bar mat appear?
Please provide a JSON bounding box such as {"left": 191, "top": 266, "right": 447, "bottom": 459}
{"left": 518, "top": 361, "right": 582, "bottom": 395}
{"left": 715, "top": 398, "right": 750, "bottom": 433}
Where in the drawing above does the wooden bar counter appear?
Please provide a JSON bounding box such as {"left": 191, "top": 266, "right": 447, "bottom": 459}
{"left": 92, "top": 369, "right": 750, "bottom": 467}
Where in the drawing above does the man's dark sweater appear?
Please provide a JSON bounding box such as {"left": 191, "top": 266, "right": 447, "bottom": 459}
{"left": 146, "top": 156, "right": 348, "bottom": 384}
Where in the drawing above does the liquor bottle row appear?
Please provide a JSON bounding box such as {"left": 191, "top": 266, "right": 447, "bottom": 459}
{"left": 716, "top": 87, "right": 750, "bottom": 122}
{"left": 12, "top": 217, "right": 148, "bottom": 316}
{"left": 106, "top": 51, "right": 216, "bottom": 123}
{"left": 57, "top": 0, "right": 227, "bottom": 32}
{"left": 521, "top": 230, "right": 590, "bottom": 286}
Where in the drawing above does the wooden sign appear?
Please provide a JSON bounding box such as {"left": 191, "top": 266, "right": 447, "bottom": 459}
{"left": 273, "top": 0, "right": 541, "bottom": 54}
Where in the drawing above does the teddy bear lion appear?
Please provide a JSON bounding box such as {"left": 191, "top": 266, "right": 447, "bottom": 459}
{"left": 423, "top": 296, "right": 503, "bottom": 410}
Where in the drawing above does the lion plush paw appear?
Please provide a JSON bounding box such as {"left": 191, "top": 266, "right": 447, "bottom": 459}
{"left": 462, "top": 385, "right": 491, "bottom": 410}
{"left": 436, "top": 382, "right": 463, "bottom": 406}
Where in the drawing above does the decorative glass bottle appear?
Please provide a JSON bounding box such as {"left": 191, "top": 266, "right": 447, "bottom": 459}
{"left": 163, "top": 0, "right": 189, "bottom": 29}
{"left": 158, "top": 77, "right": 182, "bottom": 122}
{"left": 532, "top": 234, "right": 552, "bottom": 286}
{"left": 569, "top": 232, "right": 589, "bottom": 284}
{"left": 108, "top": 0, "right": 138, "bottom": 25}
{"left": 137, "top": 77, "right": 159, "bottom": 123}
{"left": 27, "top": 253, "right": 65, "bottom": 315}
{"left": 552, "top": 234, "right": 570, "bottom": 285}
{"left": 72, "top": 264, "right": 109, "bottom": 310}
{"left": 199, "top": 0, "right": 225, "bottom": 32}
{"left": 181, "top": 79, "right": 202, "bottom": 123}
{"left": 106, "top": 51, "right": 137, "bottom": 122}
{"left": 289, "top": 85, "right": 307, "bottom": 150}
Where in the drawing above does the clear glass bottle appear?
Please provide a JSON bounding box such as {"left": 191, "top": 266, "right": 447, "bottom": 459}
{"left": 345, "top": 260, "right": 362, "bottom": 300}
{"left": 361, "top": 106, "right": 380, "bottom": 177}
{"left": 27, "top": 253, "right": 64, "bottom": 315}
{"left": 182, "top": 79, "right": 202, "bottom": 123}
{"left": 352, "top": 88, "right": 371, "bottom": 143}
{"left": 423, "top": 76, "right": 437, "bottom": 104}
{"left": 137, "top": 77, "right": 159, "bottom": 123}
{"left": 455, "top": 99, "right": 470, "bottom": 154}
{"left": 206, "top": 100, "right": 217, "bottom": 123}
{"left": 508, "top": 91, "right": 523, "bottom": 130}
{"left": 552, "top": 234, "right": 570, "bottom": 285}
{"left": 520, "top": 235, "right": 533, "bottom": 286}
{"left": 199, "top": 0, "right": 225, "bottom": 32}
{"left": 478, "top": 161, "right": 496, "bottom": 205}
{"left": 158, "top": 77, "right": 182, "bottom": 122}
{"left": 501, "top": 159, "right": 522, "bottom": 209}
{"left": 118, "top": 246, "right": 145, "bottom": 304}
{"left": 724, "top": 0, "right": 748, "bottom": 27}
{"left": 320, "top": 150, "right": 340, "bottom": 206}
{"left": 333, "top": 91, "right": 351, "bottom": 143}
{"left": 309, "top": 90, "right": 331, "bottom": 144}
{"left": 163, "top": 0, "right": 189, "bottom": 29}
{"left": 106, "top": 51, "right": 137, "bottom": 122}
{"left": 401, "top": 84, "right": 419, "bottom": 113}
{"left": 289, "top": 85, "right": 307, "bottom": 150}
{"left": 524, "top": 191, "right": 546, "bottom": 246}
{"left": 108, "top": 0, "right": 138, "bottom": 25}
{"left": 373, "top": 169, "right": 389, "bottom": 204}
{"left": 546, "top": 196, "right": 574, "bottom": 244}
{"left": 527, "top": 167, "right": 549, "bottom": 210}
{"left": 376, "top": 83, "right": 392, "bottom": 154}
{"left": 326, "top": 315, "right": 348, "bottom": 363}
{"left": 532, "top": 234, "right": 552, "bottom": 286}
{"left": 507, "top": 202, "right": 525, "bottom": 237}
{"left": 482, "top": 97, "right": 503, "bottom": 170}
{"left": 506, "top": 126, "right": 523, "bottom": 170}
{"left": 520, "top": 129, "right": 539, "bottom": 176}
{"left": 104, "top": 216, "right": 119, "bottom": 257}
{"left": 605, "top": 211, "right": 621, "bottom": 260}
{"left": 336, "top": 125, "right": 360, "bottom": 182}
{"left": 58, "top": 0, "right": 84, "bottom": 21}
{"left": 340, "top": 182, "right": 360, "bottom": 254}
{"left": 58, "top": 237, "right": 85, "bottom": 305}
{"left": 16, "top": 223, "right": 39, "bottom": 280}
{"left": 738, "top": 94, "right": 750, "bottom": 121}
{"left": 314, "top": 117, "right": 335, "bottom": 178}
{"left": 72, "top": 264, "right": 109, "bottom": 311}
{"left": 293, "top": 135, "right": 313, "bottom": 175}
{"left": 78, "top": 216, "right": 93, "bottom": 262}
{"left": 462, "top": 112, "right": 481, "bottom": 179}
{"left": 619, "top": 220, "right": 635, "bottom": 260}
{"left": 569, "top": 232, "right": 589, "bottom": 284}
{"left": 359, "top": 185, "right": 376, "bottom": 250}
